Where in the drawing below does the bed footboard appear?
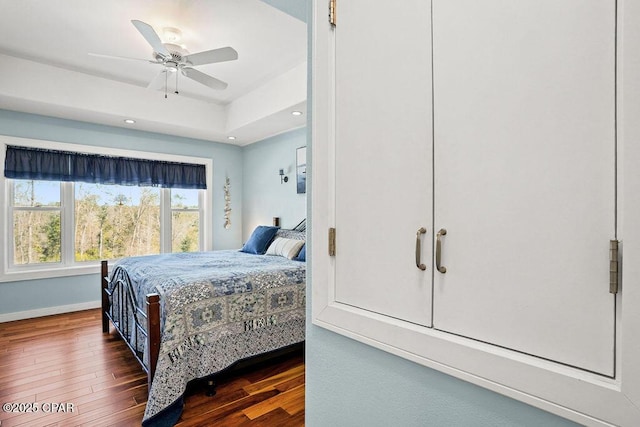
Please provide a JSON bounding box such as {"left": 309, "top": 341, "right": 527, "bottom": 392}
{"left": 101, "top": 260, "right": 161, "bottom": 387}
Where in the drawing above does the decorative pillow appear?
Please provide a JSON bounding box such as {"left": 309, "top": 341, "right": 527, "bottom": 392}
{"left": 295, "top": 244, "right": 306, "bottom": 262}
{"left": 266, "top": 237, "right": 305, "bottom": 260}
{"left": 240, "top": 225, "right": 280, "bottom": 254}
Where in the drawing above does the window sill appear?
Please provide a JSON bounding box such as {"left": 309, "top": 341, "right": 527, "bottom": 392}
{"left": 0, "top": 263, "right": 102, "bottom": 283}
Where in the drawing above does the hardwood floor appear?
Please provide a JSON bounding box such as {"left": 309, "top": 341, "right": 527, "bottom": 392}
{"left": 0, "top": 309, "right": 305, "bottom": 426}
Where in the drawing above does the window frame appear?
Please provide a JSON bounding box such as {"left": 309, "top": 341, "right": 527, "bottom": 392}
{"left": 9, "top": 180, "right": 64, "bottom": 267}
{"left": 0, "top": 136, "right": 213, "bottom": 282}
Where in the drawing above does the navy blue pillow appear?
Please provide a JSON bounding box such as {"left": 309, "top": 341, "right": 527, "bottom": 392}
{"left": 295, "top": 244, "right": 306, "bottom": 261}
{"left": 240, "top": 226, "right": 280, "bottom": 254}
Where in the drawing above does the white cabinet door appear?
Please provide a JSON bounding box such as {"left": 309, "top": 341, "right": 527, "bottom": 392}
{"left": 333, "top": 0, "right": 433, "bottom": 326}
{"left": 432, "top": 0, "right": 616, "bottom": 375}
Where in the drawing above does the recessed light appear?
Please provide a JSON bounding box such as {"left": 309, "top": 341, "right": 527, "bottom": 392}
{"left": 124, "top": 119, "right": 136, "bottom": 124}
{"left": 291, "top": 111, "right": 303, "bottom": 116}
{"left": 227, "top": 136, "right": 236, "bottom": 140}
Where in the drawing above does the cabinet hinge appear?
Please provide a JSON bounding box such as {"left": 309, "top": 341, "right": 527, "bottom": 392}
{"left": 610, "top": 239, "right": 619, "bottom": 294}
{"left": 329, "top": 0, "right": 336, "bottom": 26}
{"left": 329, "top": 227, "right": 336, "bottom": 256}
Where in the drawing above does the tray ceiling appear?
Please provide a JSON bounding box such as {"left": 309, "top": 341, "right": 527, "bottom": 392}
{"left": 0, "top": 0, "right": 307, "bottom": 145}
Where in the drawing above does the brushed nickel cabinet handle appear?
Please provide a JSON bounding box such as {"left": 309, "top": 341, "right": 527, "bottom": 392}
{"left": 416, "top": 227, "right": 427, "bottom": 271}
{"left": 436, "top": 228, "right": 447, "bottom": 274}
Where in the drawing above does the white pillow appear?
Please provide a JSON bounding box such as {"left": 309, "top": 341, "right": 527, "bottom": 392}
{"left": 266, "top": 237, "right": 305, "bottom": 259}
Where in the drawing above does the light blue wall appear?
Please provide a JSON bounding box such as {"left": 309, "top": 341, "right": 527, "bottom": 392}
{"left": 0, "top": 109, "right": 244, "bottom": 315}
{"left": 241, "top": 128, "right": 307, "bottom": 239}
{"left": 302, "top": 2, "right": 579, "bottom": 426}
{"left": 305, "top": 327, "right": 580, "bottom": 427}
{"left": 260, "top": 0, "right": 307, "bottom": 22}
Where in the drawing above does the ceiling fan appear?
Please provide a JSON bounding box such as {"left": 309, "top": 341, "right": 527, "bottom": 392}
{"left": 90, "top": 20, "right": 238, "bottom": 95}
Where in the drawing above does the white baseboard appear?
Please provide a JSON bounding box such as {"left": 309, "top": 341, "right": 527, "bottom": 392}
{"left": 0, "top": 300, "right": 101, "bottom": 323}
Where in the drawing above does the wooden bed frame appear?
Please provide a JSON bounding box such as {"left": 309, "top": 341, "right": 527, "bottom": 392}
{"left": 100, "top": 256, "right": 304, "bottom": 394}
{"left": 101, "top": 260, "right": 160, "bottom": 388}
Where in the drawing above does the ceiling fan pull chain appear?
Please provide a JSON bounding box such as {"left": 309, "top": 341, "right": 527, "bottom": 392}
{"left": 175, "top": 71, "right": 179, "bottom": 95}
{"left": 165, "top": 70, "right": 168, "bottom": 99}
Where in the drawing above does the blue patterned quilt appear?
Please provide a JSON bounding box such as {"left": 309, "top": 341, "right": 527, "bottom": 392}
{"left": 108, "top": 250, "right": 306, "bottom": 425}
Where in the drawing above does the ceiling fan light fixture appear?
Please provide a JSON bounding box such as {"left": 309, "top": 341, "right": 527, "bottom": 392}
{"left": 163, "top": 27, "right": 182, "bottom": 43}
{"left": 98, "top": 20, "right": 236, "bottom": 93}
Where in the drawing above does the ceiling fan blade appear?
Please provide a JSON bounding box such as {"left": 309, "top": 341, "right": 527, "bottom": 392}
{"left": 184, "top": 47, "right": 238, "bottom": 66}
{"left": 89, "top": 52, "right": 159, "bottom": 64}
{"left": 182, "top": 68, "right": 228, "bottom": 90}
{"left": 131, "top": 20, "right": 171, "bottom": 58}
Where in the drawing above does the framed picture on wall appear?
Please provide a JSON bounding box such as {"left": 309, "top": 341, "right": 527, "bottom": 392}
{"left": 296, "top": 146, "right": 306, "bottom": 194}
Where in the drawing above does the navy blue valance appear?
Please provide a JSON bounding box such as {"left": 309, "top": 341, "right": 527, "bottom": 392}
{"left": 4, "top": 146, "right": 207, "bottom": 189}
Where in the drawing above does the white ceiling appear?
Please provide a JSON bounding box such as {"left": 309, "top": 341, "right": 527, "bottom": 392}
{"left": 0, "top": 0, "right": 307, "bottom": 146}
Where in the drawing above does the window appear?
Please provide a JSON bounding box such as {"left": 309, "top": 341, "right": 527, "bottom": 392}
{"left": 12, "top": 180, "right": 62, "bottom": 265}
{"left": 171, "top": 188, "right": 200, "bottom": 253}
{"left": 1, "top": 138, "right": 212, "bottom": 281}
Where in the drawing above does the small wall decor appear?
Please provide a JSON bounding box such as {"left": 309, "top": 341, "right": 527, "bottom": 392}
{"left": 296, "top": 146, "right": 306, "bottom": 194}
{"left": 223, "top": 177, "right": 231, "bottom": 229}
{"left": 279, "top": 168, "right": 289, "bottom": 183}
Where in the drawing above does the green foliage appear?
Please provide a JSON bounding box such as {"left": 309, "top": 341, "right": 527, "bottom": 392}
{"left": 40, "top": 213, "right": 61, "bottom": 262}
{"left": 172, "top": 211, "right": 199, "bottom": 253}
{"left": 180, "top": 235, "right": 194, "bottom": 252}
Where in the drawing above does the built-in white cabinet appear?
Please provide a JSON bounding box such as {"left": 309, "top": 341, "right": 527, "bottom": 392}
{"left": 333, "top": 0, "right": 615, "bottom": 375}
{"left": 334, "top": 0, "right": 433, "bottom": 327}
{"left": 431, "top": 0, "right": 616, "bottom": 376}
{"left": 313, "top": 0, "right": 640, "bottom": 425}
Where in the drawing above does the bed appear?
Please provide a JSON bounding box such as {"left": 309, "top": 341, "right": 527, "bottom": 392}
{"left": 100, "top": 224, "right": 306, "bottom": 426}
